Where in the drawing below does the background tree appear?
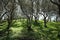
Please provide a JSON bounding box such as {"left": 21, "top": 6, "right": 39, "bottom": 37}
{"left": 50, "top": 0, "right": 60, "bottom": 16}
{"left": 0, "top": 0, "right": 16, "bottom": 40}
{"left": 18, "top": 0, "right": 34, "bottom": 31}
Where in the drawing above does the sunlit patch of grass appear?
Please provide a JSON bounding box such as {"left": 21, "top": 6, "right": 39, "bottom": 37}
{"left": 0, "top": 22, "right": 8, "bottom": 30}
{"left": 47, "top": 22, "right": 57, "bottom": 29}
{"left": 10, "top": 27, "right": 24, "bottom": 38}
{"left": 12, "top": 20, "right": 22, "bottom": 28}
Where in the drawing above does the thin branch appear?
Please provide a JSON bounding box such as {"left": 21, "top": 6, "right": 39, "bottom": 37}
{"left": 50, "top": 0, "right": 59, "bottom": 6}
{"left": 0, "top": 0, "right": 10, "bottom": 20}
{"left": 0, "top": 12, "right": 7, "bottom": 20}
{"left": 18, "top": 0, "right": 30, "bottom": 18}
{"left": 39, "top": 12, "right": 45, "bottom": 17}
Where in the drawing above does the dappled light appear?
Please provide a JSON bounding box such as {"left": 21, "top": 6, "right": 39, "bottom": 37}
{"left": 0, "top": 0, "right": 60, "bottom": 40}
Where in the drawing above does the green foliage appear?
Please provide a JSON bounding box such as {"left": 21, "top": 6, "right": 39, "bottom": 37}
{"left": 0, "top": 22, "right": 8, "bottom": 30}
{"left": 33, "top": 20, "right": 41, "bottom": 26}
{"left": 0, "top": 20, "right": 60, "bottom": 40}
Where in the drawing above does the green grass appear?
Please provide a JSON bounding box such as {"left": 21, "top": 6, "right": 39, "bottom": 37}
{"left": 0, "top": 20, "right": 60, "bottom": 40}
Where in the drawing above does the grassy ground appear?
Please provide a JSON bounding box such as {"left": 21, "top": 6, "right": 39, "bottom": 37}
{"left": 0, "top": 19, "right": 60, "bottom": 40}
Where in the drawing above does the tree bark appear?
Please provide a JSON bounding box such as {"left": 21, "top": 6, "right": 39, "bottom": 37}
{"left": 50, "top": 0, "right": 60, "bottom": 16}
{"left": 58, "top": 5, "right": 60, "bottom": 16}
{"left": 44, "top": 17, "right": 47, "bottom": 27}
